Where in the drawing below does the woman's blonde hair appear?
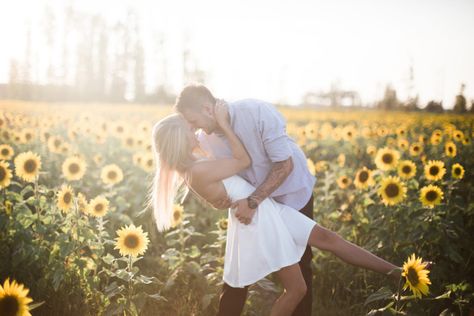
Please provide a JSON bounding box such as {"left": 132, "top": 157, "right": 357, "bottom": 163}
{"left": 145, "top": 113, "right": 192, "bottom": 232}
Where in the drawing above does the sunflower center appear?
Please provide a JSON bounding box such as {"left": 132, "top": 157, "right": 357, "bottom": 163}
{"left": 124, "top": 235, "right": 139, "bottom": 249}
{"left": 108, "top": 171, "right": 117, "bottom": 179}
{"left": 1, "top": 148, "right": 8, "bottom": 155}
{"left": 147, "top": 160, "right": 152, "bottom": 167}
{"left": 69, "top": 163, "right": 80, "bottom": 174}
{"left": 402, "top": 166, "right": 412, "bottom": 174}
{"left": 126, "top": 138, "right": 133, "bottom": 146}
{"left": 342, "top": 178, "right": 348, "bottom": 184}
{"left": 117, "top": 126, "right": 124, "bottom": 133}
{"left": 448, "top": 147, "right": 453, "bottom": 153}
{"left": 25, "top": 133, "right": 32, "bottom": 140}
{"left": 407, "top": 267, "right": 419, "bottom": 286}
{"left": 413, "top": 146, "right": 419, "bottom": 151}
{"left": 63, "top": 192, "right": 72, "bottom": 204}
{"left": 426, "top": 190, "right": 438, "bottom": 202}
{"left": 0, "top": 167, "right": 5, "bottom": 181}
{"left": 429, "top": 166, "right": 439, "bottom": 176}
{"left": 95, "top": 204, "right": 104, "bottom": 212}
{"left": 359, "top": 171, "right": 369, "bottom": 182}
{"left": 454, "top": 167, "right": 461, "bottom": 175}
{"left": 54, "top": 139, "right": 61, "bottom": 147}
{"left": 24, "top": 159, "right": 37, "bottom": 173}
{"left": 0, "top": 295, "right": 20, "bottom": 316}
{"left": 385, "top": 183, "right": 400, "bottom": 198}
{"left": 382, "top": 153, "right": 393, "bottom": 164}
{"left": 174, "top": 211, "right": 181, "bottom": 221}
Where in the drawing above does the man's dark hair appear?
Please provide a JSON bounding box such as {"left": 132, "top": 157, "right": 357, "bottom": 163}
{"left": 174, "top": 84, "right": 216, "bottom": 113}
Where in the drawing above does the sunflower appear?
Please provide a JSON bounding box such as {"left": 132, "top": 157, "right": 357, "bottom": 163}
{"left": 121, "top": 135, "right": 136, "bottom": 149}
{"left": 430, "top": 134, "right": 442, "bottom": 146}
{"left": 93, "top": 154, "right": 103, "bottom": 165}
{"left": 337, "top": 153, "right": 345, "bottom": 167}
{"left": 140, "top": 153, "right": 154, "bottom": 173}
{"left": 56, "top": 184, "right": 75, "bottom": 213}
{"left": 307, "top": 158, "right": 315, "bottom": 176}
{"left": 114, "top": 224, "right": 150, "bottom": 257}
{"left": 409, "top": 142, "right": 423, "bottom": 157}
{"left": 132, "top": 152, "right": 143, "bottom": 167}
{"left": 366, "top": 145, "right": 377, "bottom": 156}
{"left": 451, "top": 163, "right": 465, "bottom": 180}
{"left": 342, "top": 125, "right": 357, "bottom": 142}
{"left": 315, "top": 161, "right": 328, "bottom": 173}
{"left": 397, "top": 138, "right": 409, "bottom": 151}
{"left": 0, "top": 144, "right": 14, "bottom": 160}
{"left": 76, "top": 193, "right": 89, "bottom": 215}
{"left": 424, "top": 160, "right": 446, "bottom": 181}
{"left": 100, "top": 164, "right": 124, "bottom": 185}
{"left": 88, "top": 196, "right": 109, "bottom": 217}
{"left": 47, "top": 135, "right": 64, "bottom": 154}
{"left": 62, "top": 156, "right": 87, "bottom": 181}
{"left": 0, "top": 277, "right": 33, "bottom": 316}
{"left": 217, "top": 218, "right": 228, "bottom": 230}
{"left": 20, "top": 128, "right": 36, "bottom": 144}
{"left": 14, "top": 151, "right": 42, "bottom": 183}
{"left": 378, "top": 176, "right": 407, "bottom": 206}
{"left": 418, "top": 135, "right": 428, "bottom": 144}
{"left": 374, "top": 147, "right": 400, "bottom": 171}
{"left": 172, "top": 204, "right": 184, "bottom": 227}
{"left": 0, "top": 161, "right": 13, "bottom": 189}
{"left": 402, "top": 253, "right": 431, "bottom": 298}
{"left": 419, "top": 184, "right": 444, "bottom": 208}
{"left": 444, "top": 141, "right": 456, "bottom": 157}
{"left": 397, "top": 160, "right": 417, "bottom": 179}
{"left": 354, "top": 167, "right": 374, "bottom": 189}
{"left": 336, "top": 175, "right": 351, "bottom": 189}
{"left": 452, "top": 130, "right": 464, "bottom": 142}
{"left": 396, "top": 126, "right": 407, "bottom": 137}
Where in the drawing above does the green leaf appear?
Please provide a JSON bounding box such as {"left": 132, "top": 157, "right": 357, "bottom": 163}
{"left": 364, "top": 286, "right": 394, "bottom": 306}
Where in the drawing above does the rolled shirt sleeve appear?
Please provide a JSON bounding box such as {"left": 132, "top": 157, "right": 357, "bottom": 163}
{"left": 258, "top": 103, "right": 293, "bottom": 162}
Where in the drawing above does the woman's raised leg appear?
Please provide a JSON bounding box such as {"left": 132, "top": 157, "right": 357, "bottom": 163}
{"left": 308, "top": 224, "right": 401, "bottom": 280}
{"left": 270, "top": 263, "right": 307, "bottom": 316}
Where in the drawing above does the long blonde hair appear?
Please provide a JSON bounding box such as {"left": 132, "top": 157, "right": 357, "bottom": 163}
{"left": 145, "top": 113, "right": 193, "bottom": 232}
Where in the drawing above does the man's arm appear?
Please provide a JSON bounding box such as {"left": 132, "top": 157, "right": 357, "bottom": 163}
{"left": 234, "top": 101, "right": 294, "bottom": 224}
{"left": 247, "top": 157, "right": 293, "bottom": 206}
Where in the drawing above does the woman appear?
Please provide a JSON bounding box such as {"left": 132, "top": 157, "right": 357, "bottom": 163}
{"left": 149, "top": 102, "right": 401, "bottom": 316}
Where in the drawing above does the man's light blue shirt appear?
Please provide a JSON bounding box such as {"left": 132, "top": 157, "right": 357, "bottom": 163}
{"left": 197, "top": 98, "right": 316, "bottom": 211}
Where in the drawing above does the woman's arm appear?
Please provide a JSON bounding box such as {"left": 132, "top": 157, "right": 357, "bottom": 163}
{"left": 215, "top": 100, "right": 251, "bottom": 169}
{"left": 190, "top": 100, "right": 251, "bottom": 183}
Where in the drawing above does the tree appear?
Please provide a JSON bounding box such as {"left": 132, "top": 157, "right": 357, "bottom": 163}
{"left": 377, "top": 84, "right": 400, "bottom": 110}
{"left": 424, "top": 100, "right": 444, "bottom": 113}
{"left": 453, "top": 83, "right": 467, "bottom": 113}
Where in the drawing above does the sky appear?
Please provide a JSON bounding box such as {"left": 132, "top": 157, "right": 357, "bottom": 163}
{"left": 0, "top": 0, "right": 473, "bottom": 107}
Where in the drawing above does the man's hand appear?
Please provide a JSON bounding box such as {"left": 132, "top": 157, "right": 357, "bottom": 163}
{"left": 212, "top": 195, "right": 233, "bottom": 209}
{"left": 233, "top": 198, "right": 257, "bottom": 225}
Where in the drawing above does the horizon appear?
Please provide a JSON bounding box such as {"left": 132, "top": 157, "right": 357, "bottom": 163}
{"left": 0, "top": 0, "right": 473, "bottom": 108}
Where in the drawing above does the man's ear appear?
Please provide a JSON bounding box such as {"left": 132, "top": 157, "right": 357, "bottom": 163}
{"left": 202, "top": 102, "right": 214, "bottom": 117}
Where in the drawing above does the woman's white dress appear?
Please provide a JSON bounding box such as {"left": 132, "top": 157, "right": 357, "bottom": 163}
{"left": 221, "top": 175, "right": 317, "bottom": 288}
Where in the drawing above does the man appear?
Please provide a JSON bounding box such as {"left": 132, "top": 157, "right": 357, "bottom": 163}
{"left": 174, "top": 84, "right": 316, "bottom": 316}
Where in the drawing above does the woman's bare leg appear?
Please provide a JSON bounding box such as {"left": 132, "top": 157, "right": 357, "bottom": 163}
{"left": 308, "top": 224, "right": 401, "bottom": 280}
{"left": 270, "top": 263, "right": 307, "bottom": 316}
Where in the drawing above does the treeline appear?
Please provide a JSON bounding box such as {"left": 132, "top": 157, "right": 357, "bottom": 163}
{"left": 376, "top": 83, "right": 474, "bottom": 114}
{"left": 0, "top": 3, "right": 204, "bottom": 104}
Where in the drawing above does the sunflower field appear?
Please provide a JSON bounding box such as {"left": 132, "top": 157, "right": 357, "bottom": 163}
{"left": 1, "top": 101, "right": 473, "bottom": 316}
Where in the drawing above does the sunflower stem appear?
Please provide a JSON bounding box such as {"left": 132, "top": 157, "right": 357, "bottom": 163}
{"left": 34, "top": 176, "right": 41, "bottom": 235}
{"left": 395, "top": 271, "right": 403, "bottom": 312}
{"left": 127, "top": 254, "right": 133, "bottom": 313}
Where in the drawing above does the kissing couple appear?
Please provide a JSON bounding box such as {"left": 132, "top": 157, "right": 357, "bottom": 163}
{"left": 149, "top": 84, "right": 401, "bottom": 316}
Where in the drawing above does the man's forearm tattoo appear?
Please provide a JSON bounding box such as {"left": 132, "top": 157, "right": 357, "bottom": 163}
{"left": 248, "top": 157, "right": 293, "bottom": 205}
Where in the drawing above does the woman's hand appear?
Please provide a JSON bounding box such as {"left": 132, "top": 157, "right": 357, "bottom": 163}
{"left": 214, "top": 99, "right": 230, "bottom": 128}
